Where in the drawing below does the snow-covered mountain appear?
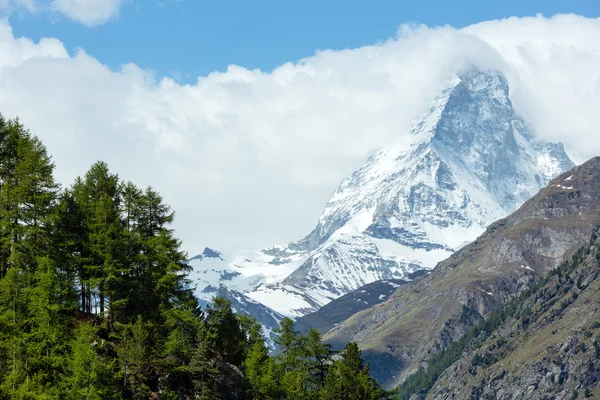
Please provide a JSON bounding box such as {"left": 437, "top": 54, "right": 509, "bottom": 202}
{"left": 188, "top": 68, "right": 574, "bottom": 321}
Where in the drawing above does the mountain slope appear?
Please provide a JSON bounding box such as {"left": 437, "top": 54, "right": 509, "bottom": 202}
{"left": 294, "top": 270, "right": 429, "bottom": 335}
{"left": 189, "top": 68, "right": 573, "bottom": 320}
{"left": 324, "top": 157, "right": 600, "bottom": 388}
{"left": 425, "top": 226, "right": 600, "bottom": 399}
{"left": 187, "top": 248, "right": 285, "bottom": 344}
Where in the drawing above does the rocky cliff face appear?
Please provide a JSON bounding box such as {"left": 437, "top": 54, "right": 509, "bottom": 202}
{"left": 426, "top": 226, "right": 600, "bottom": 399}
{"left": 324, "top": 157, "right": 600, "bottom": 388}
{"left": 189, "top": 69, "right": 573, "bottom": 323}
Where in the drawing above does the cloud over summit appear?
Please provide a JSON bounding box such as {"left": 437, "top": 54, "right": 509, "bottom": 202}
{"left": 0, "top": 14, "right": 598, "bottom": 254}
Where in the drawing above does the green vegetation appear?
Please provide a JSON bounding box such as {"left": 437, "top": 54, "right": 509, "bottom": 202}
{"left": 0, "top": 114, "right": 389, "bottom": 399}
{"left": 396, "top": 240, "right": 596, "bottom": 400}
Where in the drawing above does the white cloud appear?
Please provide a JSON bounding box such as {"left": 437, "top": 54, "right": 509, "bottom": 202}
{"left": 0, "top": 0, "right": 123, "bottom": 26}
{"left": 51, "top": 0, "right": 122, "bottom": 26}
{"left": 0, "top": 15, "right": 598, "bottom": 255}
{"left": 464, "top": 15, "right": 600, "bottom": 157}
{"left": 0, "top": 0, "right": 36, "bottom": 12}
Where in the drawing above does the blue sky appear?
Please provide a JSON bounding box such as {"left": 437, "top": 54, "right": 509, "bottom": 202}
{"left": 0, "top": 3, "right": 599, "bottom": 252}
{"left": 7, "top": 0, "right": 600, "bottom": 83}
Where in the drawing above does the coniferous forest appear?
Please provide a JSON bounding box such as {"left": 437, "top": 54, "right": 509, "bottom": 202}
{"left": 0, "top": 114, "right": 392, "bottom": 399}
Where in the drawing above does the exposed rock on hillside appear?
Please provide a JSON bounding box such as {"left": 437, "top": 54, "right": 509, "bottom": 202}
{"left": 426, "top": 227, "right": 600, "bottom": 399}
{"left": 325, "top": 157, "right": 600, "bottom": 388}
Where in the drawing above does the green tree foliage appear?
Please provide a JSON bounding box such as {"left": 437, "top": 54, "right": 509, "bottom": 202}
{"left": 205, "top": 296, "right": 248, "bottom": 367}
{"left": 0, "top": 116, "right": 65, "bottom": 398}
{"left": 117, "top": 317, "right": 151, "bottom": 399}
{"left": 395, "top": 244, "right": 596, "bottom": 400}
{"left": 306, "top": 327, "right": 332, "bottom": 391}
{"left": 321, "top": 342, "right": 390, "bottom": 400}
{"left": 244, "top": 338, "right": 281, "bottom": 399}
{"left": 66, "top": 322, "right": 120, "bottom": 400}
{"left": 266, "top": 318, "right": 389, "bottom": 400}
{"left": 0, "top": 113, "right": 386, "bottom": 399}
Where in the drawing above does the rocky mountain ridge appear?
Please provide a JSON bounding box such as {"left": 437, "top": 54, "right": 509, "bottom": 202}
{"left": 324, "top": 157, "right": 600, "bottom": 388}
{"left": 422, "top": 225, "right": 600, "bottom": 399}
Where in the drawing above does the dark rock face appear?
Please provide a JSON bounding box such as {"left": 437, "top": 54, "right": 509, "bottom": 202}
{"left": 216, "top": 363, "right": 246, "bottom": 400}
{"left": 324, "top": 157, "right": 600, "bottom": 388}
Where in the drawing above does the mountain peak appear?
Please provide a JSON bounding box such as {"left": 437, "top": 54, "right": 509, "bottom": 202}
{"left": 458, "top": 68, "right": 509, "bottom": 97}
{"left": 432, "top": 69, "right": 515, "bottom": 145}
{"left": 188, "top": 68, "right": 574, "bottom": 321}
{"left": 406, "top": 68, "right": 512, "bottom": 150}
{"left": 247, "top": 69, "right": 574, "bottom": 316}
{"left": 202, "top": 247, "right": 224, "bottom": 259}
{"left": 188, "top": 247, "right": 224, "bottom": 261}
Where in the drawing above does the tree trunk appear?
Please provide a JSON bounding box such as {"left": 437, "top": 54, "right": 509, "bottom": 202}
{"left": 107, "top": 281, "right": 114, "bottom": 331}
{"left": 81, "top": 282, "right": 86, "bottom": 313}
{"left": 99, "top": 280, "right": 105, "bottom": 315}
{"left": 87, "top": 288, "right": 92, "bottom": 315}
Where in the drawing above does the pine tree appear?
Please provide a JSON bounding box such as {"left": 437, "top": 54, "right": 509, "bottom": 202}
{"left": 62, "top": 181, "right": 94, "bottom": 314}
{"left": 13, "top": 132, "right": 59, "bottom": 264}
{"left": 242, "top": 315, "right": 281, "bottom": 399}
{"left": 163, "top": 304, "right": 201, "bottom": 367}
{"left": 275, "top": 317, "right": 301, "bottom": 373}
{"left": 49, "top": 190, "right": 85, "bottom": 311}
{"left": 117, "top": 316, "right": 151, "bottom": 399}
{"left": 189, "top": 324, "right": 219, "bottom": 399}
{"left": 0, "top": 116, "right": 62, "bottom": 397}
{"left": 23, "top": 256, "right": 76, "bottom": 394}
{"left": 79, "top": 162, "right": 124, "bottom": 326}
{"left": 0, "top": 118, "right": 58, "bottom": 273}
{"left": 205, "top": 297, "right": 247, "bottom": 367}
{"left": 0, "top": 113, "right": 387, "bottom": 400}
{"left": 321, "top": 342, "right": 389, "bottom": 400}
{"left": 0, "top": 267, "right": 28, "bottom": 396}
{"left": 121, "top": 182, "right": 143, "bottom": 233}
{"left": 274, "top": 317, "right": 312, "bottom": 398}
{"left": 65, "top": 322, "right": 119, "bottom": 400}
{"left": 132, "top": 186, "right": 193, "bottom": 325}
{"left": 0, "top": 116, "right": 21, "bottom": 279}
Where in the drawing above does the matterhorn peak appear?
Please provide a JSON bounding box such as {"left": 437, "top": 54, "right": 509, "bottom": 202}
{"left": 188, "top": 68, "right": 574, "bottom": 322}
